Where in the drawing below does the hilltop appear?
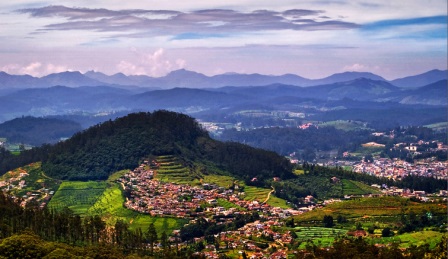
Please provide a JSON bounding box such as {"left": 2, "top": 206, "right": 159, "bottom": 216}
{"left": 0, "top": 110, "right": 293, "bottom": 184}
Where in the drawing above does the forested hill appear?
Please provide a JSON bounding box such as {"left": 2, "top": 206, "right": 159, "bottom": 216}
{"left": 0, "top": 116, "right": 82, "bottom": 146}
{"left": 0, "top": 111, "right": 293, "bottom": 183}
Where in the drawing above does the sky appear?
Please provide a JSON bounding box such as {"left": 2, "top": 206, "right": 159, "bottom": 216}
{"left": 0, "top": 0, "right": 446, "bottom": 79}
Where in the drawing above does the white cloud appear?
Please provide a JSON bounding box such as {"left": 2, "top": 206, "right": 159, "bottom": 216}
{"left": 117, "top": 48, "right": 187, "bottom": 76}
{"left": 1, "top": 62, "right": 70, "bottom": 76}
{"left": 343, "top": 63, "right": 368, "bottom": 71}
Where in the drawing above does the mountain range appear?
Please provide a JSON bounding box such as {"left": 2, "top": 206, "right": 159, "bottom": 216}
{"left": 0, "top": 69, "right": 446, "bottom": 89}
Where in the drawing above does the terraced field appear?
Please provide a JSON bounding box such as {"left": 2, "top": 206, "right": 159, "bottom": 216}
{"left": 154, "top": 155, "right": 201, "bottom": 184}
{"left": 295, "top": 226, "right": 347, "bottom": 248}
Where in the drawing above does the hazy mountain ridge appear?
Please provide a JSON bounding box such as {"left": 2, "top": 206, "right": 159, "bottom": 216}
{"left": 0, "top": 78, "right": 445, "bottom": 123}
{"left": 391, "top": 69, "right": 447, "bottom": 88}
{"left": 0, "top": 69, "right": 446, "bottom": 89}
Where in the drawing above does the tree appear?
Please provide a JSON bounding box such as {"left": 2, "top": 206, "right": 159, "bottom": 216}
{"left": 323, "top": 215, "right": 334, "bottom": 228}
{"left": 161, "top": 231, "right": 168, "bottom": 250}
{"left": 382, "top": 227, "right": 393, "bottom": 237}
{"left": 145, "top": 223, "right": 157, "bottom": 254}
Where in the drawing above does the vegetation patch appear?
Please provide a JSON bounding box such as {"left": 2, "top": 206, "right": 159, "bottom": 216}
{"left": 294, "top": 196, "right": 446, "bottom": 224}
{"left": 342, "top": 179, "right": 381, "bottom": 195}
{"left": 86, "top": 174, "right": 186, "bottom": 233}
{"left": 295, "top": 226, "right": 347, "bottom": 248}
{"left": 369, "top": 231, "right": 446, "bottom": 249}
{"left": 48, "top": 181, "right": 107, "bottom": 214}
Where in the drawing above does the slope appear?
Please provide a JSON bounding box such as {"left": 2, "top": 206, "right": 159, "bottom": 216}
{"left": 5, "top": 111, "right": 293, "bottom": 184}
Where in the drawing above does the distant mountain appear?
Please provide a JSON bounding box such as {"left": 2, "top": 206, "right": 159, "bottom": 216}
{"left": 40, "top": 71, "right": 105, "bottom": 87}
{"left": 387, "top": 80, "right": 447, "bottom": 105}
{"left": 84, "top": 71, "right": 137, "bottom": 86}
{"left": 391, "top": 69, "right": 447, "bottom": 88}
{"left": 303, "top": 78, "right": 399, "bottom": 100}
{"left": 217, "top": 78, "right": 399, "bottom": 101}
{"left": 0, "top": 85, "right": 135, "bottom": 122}
{"left": 128, "top": 87, "right": 248, "bottom": 110}
{"left": 210, "top": 73, "right": 311, "bottom": 87}
{"left": 0, "top": 72, "right": 40, "bottom": 88}
{"left": 311, "top": 72, "right": 387, "bottom": 86}
{"left": 0, "top": 69, "right": 445, "bottom": 89}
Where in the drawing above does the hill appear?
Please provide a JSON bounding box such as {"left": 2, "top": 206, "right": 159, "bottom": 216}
{"left": 1, "top": 111, "right": 293, "bottom": 183}
{"left": 388, "top": 79, "right": 448, "bottom": 105}
{"left": 0, "top": 116, "right": 82, "bottom": 146}
{"left": 391, "top": 69, "right": 447, "bottom": 88}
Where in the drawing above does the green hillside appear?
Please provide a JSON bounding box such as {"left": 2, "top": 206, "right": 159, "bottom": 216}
{"left": 0, "top": 111, "right": 293, "bottom": 186}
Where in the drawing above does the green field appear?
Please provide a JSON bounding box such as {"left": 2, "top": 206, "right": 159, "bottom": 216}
{"left": 319, "top": 120, "right": 370, "bottom": 131}
{"left": 47, "top": 168, "right": 187, "bottom": 234}
{"left": 48, "top": 181, "right": 107, "bottom": 214}
{"left": 87, "top": 182, "right": 186, "bottom": 233}
{"left": 369, "top": 231, "right": 445, "bottom": 249}
{"left": 202, "top": 174, "right": 236, "bottom": 188}
{"left": 424, "top": 122, "right": 448, "bottom": 131}
{"left": 294, "top": 196, "right": 447, "bottom": 224}
{"left": 243, "top": 186, "right": 290, "bottom": 209}
{"left": 295, "top": 227, "right": 347, "bottom": 248}
{"left": 342, "top": 179, "right": 381, "bottom": 195}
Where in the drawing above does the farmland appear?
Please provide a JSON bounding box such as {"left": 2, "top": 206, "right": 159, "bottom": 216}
{"left": 48, "top": 181, "right": 107, "bottom": 214}
{"left": 46, "top": 169, "right": 187, "bottom": 233}
{"left": 294, "top": 196, "right": 447, "bottom": 226}
{"left": 295, "top": 227, "right": 347, "bottom": 248}
{"left": 154, "top": 155, "right": 201, "bottom": 184}
{"left": 341, "top": 179, "right": 381, "bottom": 196}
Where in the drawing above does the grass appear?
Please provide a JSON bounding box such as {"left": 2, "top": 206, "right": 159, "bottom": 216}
{"left": 424, "top": 122, "right": 448, "bottom": 131}
{"left": 243, "top": 185, "right": 291, "bottom": 208}
{"left": 342, "top": 179, "right": 381, "bottom": 196}
{"left": 294, "top": 169, "right": 305, "bottom": 175}
{"left": 217, "top": 198, "right": 246, "bottom": 211}
{"left": 202, "top": 174, "right": 236, "bottom": 188}
{"left": 319, "top": 120, "right": 370, "bottom": 131}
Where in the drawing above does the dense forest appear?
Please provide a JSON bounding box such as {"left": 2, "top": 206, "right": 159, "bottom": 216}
{"left": 0, "top": 111, "right": 293, "bottom": 184}
{"left": 0, "top": 116, "right": 82, "bottom": 146}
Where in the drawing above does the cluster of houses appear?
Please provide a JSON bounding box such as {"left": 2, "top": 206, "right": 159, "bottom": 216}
{"left": 188, "top": 220, "right": 293, "bottom": 259}
{"left": 118, "top": 161, "right": 301, "bottom": 220}
{"left": 352, "top": 158, "right": 447, "bottom": 181}
{"left": 0, "top": 167, "right": 55, "bottom": 208}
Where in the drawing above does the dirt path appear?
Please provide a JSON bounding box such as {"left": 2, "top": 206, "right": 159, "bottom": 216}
{"left": 263, "top": 186, "right": 275, "bottom": 203}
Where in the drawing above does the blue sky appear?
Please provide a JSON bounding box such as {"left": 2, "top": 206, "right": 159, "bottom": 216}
{"left": 0, "top": 0, "right": 446, "bottom": 79}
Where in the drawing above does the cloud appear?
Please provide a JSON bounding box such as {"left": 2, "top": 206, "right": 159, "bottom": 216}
{"left": 16, "top": 5, "right": 359, "bottom": 38}
{"left": 1, "top": 62, "right": 69, "bottom": 76}
{"left": 343, "top": 63, "right": 380, "bottom": 72}
{"left": 117, "top": 48, "right": 186, "bottom": 76}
